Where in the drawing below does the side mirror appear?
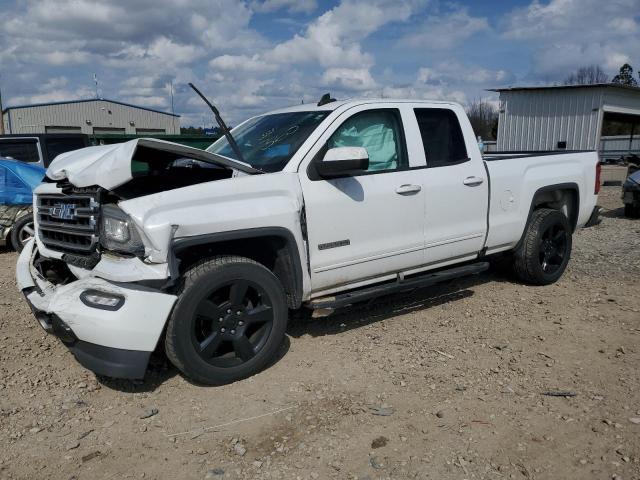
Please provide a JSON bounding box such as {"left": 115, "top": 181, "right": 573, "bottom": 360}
{"left": 316, "top": 147, "right": 369, "bottom": 178}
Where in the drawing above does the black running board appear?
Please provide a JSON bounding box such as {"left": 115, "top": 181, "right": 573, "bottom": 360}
{"left": 308, "top": 261, "right": 490, "bottom": 310}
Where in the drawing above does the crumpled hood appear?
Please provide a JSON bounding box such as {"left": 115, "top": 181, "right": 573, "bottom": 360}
{"left": 46, "top": 138, "right": 258, "bottom": 190}
{"left": 47, "top": 141, "right": 138, "bottom": 190}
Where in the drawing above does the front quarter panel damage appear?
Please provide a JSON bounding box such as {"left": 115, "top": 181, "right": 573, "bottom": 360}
{"left": 119, "top": 172, "right": 306, "bottom": 263}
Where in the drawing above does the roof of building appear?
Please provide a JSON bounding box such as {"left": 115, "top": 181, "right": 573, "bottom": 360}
{"left": 489, "top": 83, "right": 640, "bottom": 94}
{"left": 2, "top": 98, "right": 180, "bottom": 117}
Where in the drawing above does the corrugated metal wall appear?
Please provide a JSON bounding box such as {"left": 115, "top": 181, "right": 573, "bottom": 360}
{"left": 600, "top": 135, "right": 640, "bottom": 151}
{"left": 2, "top": 100, "right": 180, "bottom": 135}
{"left": 497, "top": 88, "right": 603, "bottom": 151}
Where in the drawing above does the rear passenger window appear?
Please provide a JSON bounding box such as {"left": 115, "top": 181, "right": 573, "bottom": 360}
{"left": 414, "top": 109, "right": 468, "bottom": 167}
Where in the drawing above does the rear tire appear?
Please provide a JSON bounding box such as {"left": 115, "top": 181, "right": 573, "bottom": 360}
{"left": 165, "top": 255, "right": 288, "bottom": 385}
{"left": 10, "top": 213, "right": 35, "bottom": 253}
{"left": 513, "top": 208, "right": 572, "bottom": 285}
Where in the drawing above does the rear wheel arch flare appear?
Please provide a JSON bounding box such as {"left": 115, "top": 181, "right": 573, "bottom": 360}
{"left": 517, "top": 183, "right": 580, "bottom": 247}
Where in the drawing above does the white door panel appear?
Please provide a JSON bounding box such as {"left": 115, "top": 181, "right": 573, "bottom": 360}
{"left": 304, "top": 171, "right": 425, "bottom": 290}
{"left": 406, "top": 106, "right": 489, "bottom": 263}
{"left": 299, "top": 105, "right": 427, "bottom": 292}
{"left": 422, "top": 162, "right": 488, "bottom": 262}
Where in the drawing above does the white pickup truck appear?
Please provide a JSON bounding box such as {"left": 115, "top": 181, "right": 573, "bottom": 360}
{"left": 16, "top": 98, "right": 601, "bottom": 384}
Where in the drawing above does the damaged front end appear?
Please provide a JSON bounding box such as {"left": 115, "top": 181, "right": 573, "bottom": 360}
{"left": 36, "top": 138, "right": 256, "bottom": 272}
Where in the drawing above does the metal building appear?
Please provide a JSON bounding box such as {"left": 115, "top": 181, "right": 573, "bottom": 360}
{"left": 2, "top": 99, "right": 180, "bottom": 135}
{"left": 491, "top": 84, "right": 640, "bottom": 154}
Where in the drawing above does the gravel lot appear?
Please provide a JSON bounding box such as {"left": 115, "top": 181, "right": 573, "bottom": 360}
{"left": 1, "top": 186, "right": 639, "bottom": 480}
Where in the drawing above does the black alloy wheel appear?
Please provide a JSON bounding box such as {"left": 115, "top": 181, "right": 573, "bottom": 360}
{"left": 192, "top": 280, "right": 274, "bottom": 367}
{"left": 538, "top": 223, "right": 568, "bottom": 275}
{"left": 513, "top": 208, "right": 572, "bottom": 285}
{"left": 165, "top": 255, "right": 288, "bottom": 385}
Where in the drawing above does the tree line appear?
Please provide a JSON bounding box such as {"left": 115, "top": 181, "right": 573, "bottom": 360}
{"left": 562, "top": 63, "right": 638, "bottom": 86}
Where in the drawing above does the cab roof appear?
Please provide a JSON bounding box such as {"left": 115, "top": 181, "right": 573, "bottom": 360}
{"left": 266, "top": 98, "right": 462, "bottom": 115}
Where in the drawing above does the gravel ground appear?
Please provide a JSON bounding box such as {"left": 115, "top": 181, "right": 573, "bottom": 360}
{"left": 1, "top": 186, "right": 639, "bottom": 480}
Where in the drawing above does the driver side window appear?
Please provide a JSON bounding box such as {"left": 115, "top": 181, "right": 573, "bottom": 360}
{"left": 328, "top": 109, "right": 407, "bottom": 172}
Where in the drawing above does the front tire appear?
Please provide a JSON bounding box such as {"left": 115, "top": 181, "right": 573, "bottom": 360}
{"left": 10, "top": 213, "right": 35, "bottom": 252}
{"left": 513, "top": 208, "right": 572, "bottom": 285}
{"left": 165, "top": 255, "right": 288, "bottom": 385}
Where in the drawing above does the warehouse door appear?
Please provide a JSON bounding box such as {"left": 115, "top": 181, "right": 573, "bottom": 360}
{"left": 45, "top": 126, "right": 82, "bottom": 134}
{"left": 136, "top": 128, "right": 166, "bottom": 135}
{"left": 92, "top": 127, "right": 126, "bottom": 135}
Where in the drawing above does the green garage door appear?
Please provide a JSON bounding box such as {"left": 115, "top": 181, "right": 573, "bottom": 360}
{"left": 45, "top": 126, "right": 82, "bottom": 134}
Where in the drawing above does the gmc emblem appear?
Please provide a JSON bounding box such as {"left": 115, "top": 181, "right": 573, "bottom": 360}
{"left": 50, "top": 203, "right": 77, "bottom": 220}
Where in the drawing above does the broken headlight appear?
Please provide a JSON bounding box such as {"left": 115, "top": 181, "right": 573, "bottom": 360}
{"left": 100, "top": 204, "right": 145, "bottom": 256}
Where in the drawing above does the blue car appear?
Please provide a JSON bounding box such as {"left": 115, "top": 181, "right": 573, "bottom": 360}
{"left": 0, "top": 158, "right": 46, "bottom": 251}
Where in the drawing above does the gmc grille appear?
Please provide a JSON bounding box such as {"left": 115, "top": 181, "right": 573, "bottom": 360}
{"left": 37, "top": 189, "right": 100, "bottom": 255}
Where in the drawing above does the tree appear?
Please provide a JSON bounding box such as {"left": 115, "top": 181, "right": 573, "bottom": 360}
{"left": 611, "top": 63, "right": 638, "bottom": 86}
{"left": 466, "top": 99, "right": 499, "bottom": 140}
{"left": 563, "top": 65, "right": 608, "bottom": 85}
{"left": 180, "top": 126, "right": 205, "bottom": 134}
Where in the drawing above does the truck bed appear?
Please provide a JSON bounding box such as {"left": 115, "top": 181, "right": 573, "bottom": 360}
{"left": 483, "top": 150, "right": 594, "bottom": 161}
{"left": 482, "top": 150, "right": 599, "bottom": 255}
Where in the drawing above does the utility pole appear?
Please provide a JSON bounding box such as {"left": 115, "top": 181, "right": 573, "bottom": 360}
{"left": 93, "top": 73, "right": 99, "bottom": 99}
{"left": 169, "top": 80, "right": 175, "bottom": 115}
{"left": 0, "top": 74, "right": 4, "bottom": 135}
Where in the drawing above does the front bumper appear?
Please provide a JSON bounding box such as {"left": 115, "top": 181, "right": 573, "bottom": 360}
{"left": 16, "top": 239, "right": 177, "bottom": 379}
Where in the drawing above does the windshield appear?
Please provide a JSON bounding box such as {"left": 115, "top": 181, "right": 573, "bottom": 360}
{"left": 206, "top": 111, "right": 329, "bottom": 172}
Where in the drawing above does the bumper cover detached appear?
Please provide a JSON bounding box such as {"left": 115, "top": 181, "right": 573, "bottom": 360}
{"left": 16, "top": 239, "right": 177, "bottom": 379}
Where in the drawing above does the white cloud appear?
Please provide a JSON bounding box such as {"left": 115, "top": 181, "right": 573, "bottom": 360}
{"left": 607, "top": 17, "right": 639, "bottom": 34}
{"left": 42, "top": 77, "right": 69, "bottom": 90}
{"left": 375, "top": 83, "right": 467, "bottom": 104}
{"left": 502, "top": 0, "right": 640, "bottom": 78}
{"left": 401, "top": 8, "right": 489, "bottom": 50}
{"left": 209, "top": 55, "right": 278, "bottom": 73}
{"left": 266, "top": 0, "right": 423, "bottom": 69}
{"left": 5, "top": 0, "right": 633, "bottom": 129}
{"left": 43, "top": 50, "right": 91, "bottom": 66}
{"left": 321, "top": 68, "right": 377, "bottom": 91}
{"left": 251, "top": 0, "right": 317, "bottom": 14}
{"left": 122, "top": 96, "right": 168, "bottom": 108}
{"left": 10, "top": 86, "right": 95, "bottom": 106}
{"left": 418, "top": 63, "right": 515, "bottom": 86}
{"left": 147, "top": 37, "right": 204, "bottom": 65}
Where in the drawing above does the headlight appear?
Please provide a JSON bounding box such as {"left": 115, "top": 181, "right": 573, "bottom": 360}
{"left": 100, "top": 204, "right": 145, "bottom": 256}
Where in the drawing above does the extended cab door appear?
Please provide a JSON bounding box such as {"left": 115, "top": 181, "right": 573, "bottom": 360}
{"left": 299, "top": 105, "right": 426, "bottom": 292}
{"left": 411, "top": 106, "right": 488, "bottom": 263}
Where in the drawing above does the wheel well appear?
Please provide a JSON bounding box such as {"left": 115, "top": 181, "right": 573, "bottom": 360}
{"left": 530, "top": 186, "right": 579, "bottom": 231}
{"left": 172, "top": 231, "right": 302, "bottom": 309}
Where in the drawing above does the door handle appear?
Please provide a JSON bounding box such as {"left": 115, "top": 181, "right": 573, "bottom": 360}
{"left": 463, "top": 176, "right": 484, "bottom": 187}
{"left": 396, "top": 184, "right": 422, "bottom": 195}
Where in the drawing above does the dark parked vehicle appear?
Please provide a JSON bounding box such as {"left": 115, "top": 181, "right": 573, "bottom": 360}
{"left": 623, "top": 169, "right": 640, "bottom": 218}
{"left": 0, "top": 134, "right": 89, "bottom": 168}
{"left": 0, "top": 158, "right": 45, "bottom": 251}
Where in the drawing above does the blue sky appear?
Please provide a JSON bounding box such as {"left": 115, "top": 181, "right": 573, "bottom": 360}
{"left": 1, "top": 0, "right": 639, "bottom": 126}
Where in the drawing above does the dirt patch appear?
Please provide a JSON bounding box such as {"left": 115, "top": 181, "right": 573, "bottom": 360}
{"left": 1, "top": 186, "right": 639, "bottom": 480}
